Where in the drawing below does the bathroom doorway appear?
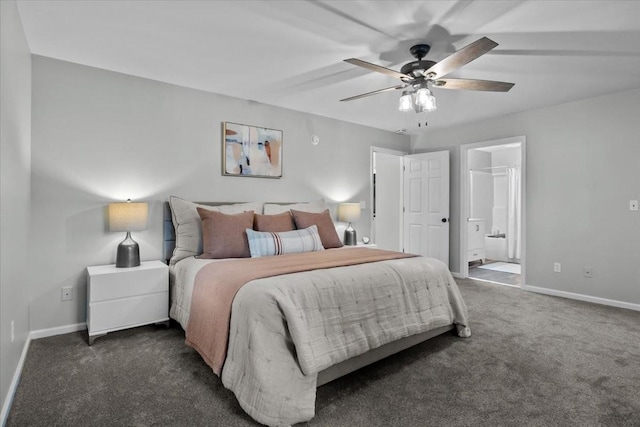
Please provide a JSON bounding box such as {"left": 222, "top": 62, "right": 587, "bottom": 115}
{"left": 460, "top": 136, "right": 526, "bottom": 287}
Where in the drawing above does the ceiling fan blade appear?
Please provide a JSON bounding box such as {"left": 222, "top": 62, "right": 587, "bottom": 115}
{"left": 424, "top": 37, "right": 498, "bottom": 79}
{"left": 344, "top": 58, "right": 409, "bottom": 80}
{"left": 340, "top": 85, "right": 407, "bottom": 102}
{"left": 435, "top": 78, "right": 514, "bottom": 92}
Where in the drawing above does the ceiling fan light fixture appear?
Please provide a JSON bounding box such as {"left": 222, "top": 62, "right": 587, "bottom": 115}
{"left": 398, "top": 90, "right": 413, "bottom": 112}
{"left": 342, "top": 37, "right": 511, "bottom": 123}
{"left": 425, "top": 91, "right": 436, "bottom": 112}
{"left": 415, "top": 86, "right": 436, "bottom": 112}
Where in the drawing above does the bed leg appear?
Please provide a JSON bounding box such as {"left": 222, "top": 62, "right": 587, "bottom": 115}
{"left": 156, "top": 320, "right": 170, "bottom": 329}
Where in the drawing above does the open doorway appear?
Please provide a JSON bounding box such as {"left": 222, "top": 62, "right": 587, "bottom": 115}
{"left": 370, "top": 147, "right": 406, "bottom": 251}
{"left": 460, "top": 136, "right": 526, "bottom": 287}
{"left": 371, "top": 147, "right": 451, "bottom": 266}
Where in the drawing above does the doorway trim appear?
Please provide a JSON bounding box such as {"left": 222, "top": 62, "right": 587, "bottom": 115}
{"left": 370, "top": 146, "right": 407, "bottom": 246}
{"left": 459, "top": 136, "right": 527, "bottom": 286}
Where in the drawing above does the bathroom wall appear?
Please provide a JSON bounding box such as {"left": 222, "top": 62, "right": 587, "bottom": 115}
{"left": 492, "top": 146, "right": 521, "bottom": 168}
{"left": 491, "top": 147, "right": 521, "bottom": 235}
{"left": 468, "top": 149, "right": 493, "bottom": 231}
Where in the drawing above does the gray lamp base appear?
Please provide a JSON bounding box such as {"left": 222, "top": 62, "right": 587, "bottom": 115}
{"left": 116, "top": 232, "right": 140, "bottom": 268}
{"left": 344, "top": 226, "right": 357, "bottom": 246}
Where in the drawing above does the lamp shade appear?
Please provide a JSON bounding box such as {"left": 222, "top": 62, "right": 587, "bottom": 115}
{"left": 338, "top": 203, "right": 361, "bottom": 223}
{"left": 109, "top": 201, "right": 148, "bottom": 232}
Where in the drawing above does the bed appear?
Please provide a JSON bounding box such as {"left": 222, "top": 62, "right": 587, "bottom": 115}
{"left": 164, "top": 198, "right": 470, "bottom": 426}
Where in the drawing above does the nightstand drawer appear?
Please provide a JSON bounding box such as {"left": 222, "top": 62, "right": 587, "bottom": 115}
{"left": 88, "top": 261, "right": 168, "bottom": 302}
{"left": 88, "top": 292, "right": 168, "bottom": 333}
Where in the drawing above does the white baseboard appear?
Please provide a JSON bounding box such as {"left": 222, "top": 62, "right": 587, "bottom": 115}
{"left": 523, "top": 285, "right": 640, "bottom": 312}
{"left": 1, "top": 335, "right": 31, "bottom": 427}
{"left": 29, "top": 322, "right": 86, "bottom": 340}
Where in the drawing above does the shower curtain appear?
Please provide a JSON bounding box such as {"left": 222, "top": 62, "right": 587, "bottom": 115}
{"left": 507, "top": 167, "right": 521, "bottom": 261}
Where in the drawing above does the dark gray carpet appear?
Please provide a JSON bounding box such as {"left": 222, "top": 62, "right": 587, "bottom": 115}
{"left": 7, "top": 279, "right": 640, "bottom": 426}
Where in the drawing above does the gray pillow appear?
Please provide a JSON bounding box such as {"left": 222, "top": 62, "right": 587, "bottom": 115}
{"left": 168, "top": 196, "right": 264, "bottom": 265}
{"left": 263, "top": 199, "right": 325, "bottom": 215}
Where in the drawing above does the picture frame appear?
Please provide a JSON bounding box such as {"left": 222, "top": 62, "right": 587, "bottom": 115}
{"left": 223, "top": 122, "right": 283, "bottom": 178}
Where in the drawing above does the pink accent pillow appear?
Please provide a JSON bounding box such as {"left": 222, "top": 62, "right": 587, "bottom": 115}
{"left": 253, "top": 212, "right": 295, "bottom": 232}
{"left": 197, "top": 208, "right": 254, "bottom": 259}
{"left": 290, "top": 209, "right": 343, "bottom": 249}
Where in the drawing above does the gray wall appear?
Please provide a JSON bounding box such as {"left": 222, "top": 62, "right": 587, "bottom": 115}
{"left": 492, "top": 147, "right": 520, "bottom": 168}
{"left": 30, "top": 56, "right": 411, "bottom": 330}
{"left": 412, "top": 88, "right": 640, "bottom": 305}
{"left": 468, "top": 149, "right": 491, "bottom": 170}
{"left": 0, "top": 0, "right": 32, "bottom": 415}
{"left": 468, "top": 149, "right": 493, "bottom": 231}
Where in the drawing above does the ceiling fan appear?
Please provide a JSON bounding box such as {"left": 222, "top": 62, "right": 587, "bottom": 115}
{"left": 341, "top": 37, "right": 514, "bottom": 115}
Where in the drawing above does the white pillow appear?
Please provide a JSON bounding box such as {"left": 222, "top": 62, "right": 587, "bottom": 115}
{"left": 246, "top": 225, "right": 324, "bottom": 258}
{"left": 168, "top": 196, "right": 264, "bottom": 265}
{"left": 263, "top": 199, "right": 326, "bottom": 215}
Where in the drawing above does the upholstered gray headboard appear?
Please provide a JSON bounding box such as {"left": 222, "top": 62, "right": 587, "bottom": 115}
{"left": 163, "top": 202, "right": 175, "bottom": 262}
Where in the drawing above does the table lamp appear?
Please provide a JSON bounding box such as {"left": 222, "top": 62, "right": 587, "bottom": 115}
{"left": 109, "top": 199, "right": 148, "bottom": 268}
{"left": 338, "top": 202, "right": 361, "bottom": 246}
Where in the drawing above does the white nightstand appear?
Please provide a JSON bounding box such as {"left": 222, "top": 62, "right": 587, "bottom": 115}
{"left": 357, "top": 243, "right": 377, "bottom": 248}
{"left": 86, "top": 260, "right": 169, "bottom": 345}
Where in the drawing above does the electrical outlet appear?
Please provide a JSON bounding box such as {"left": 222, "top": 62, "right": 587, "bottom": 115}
{"left": 11, "top": 320, "right": 15, "bottom": 343}
{"left": 61, "top": 286, "right": 73, "bottom": 301}
{"left": 630, "top": 200, "right": 638, "bottom": 211}
{"left": 554, "top": 262, "right": 561, "bottom": 273}
{"left": 583, "top": 266, "right": 593, "bottom": 278}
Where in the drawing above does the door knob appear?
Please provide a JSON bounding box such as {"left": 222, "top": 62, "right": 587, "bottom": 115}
{"left": 441, "top": 218, "right": 448, "bottom": 223}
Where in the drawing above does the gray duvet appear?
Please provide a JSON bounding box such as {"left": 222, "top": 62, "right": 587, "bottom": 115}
{"left": 220, "top": 255, "right": 470, "bottom": 426}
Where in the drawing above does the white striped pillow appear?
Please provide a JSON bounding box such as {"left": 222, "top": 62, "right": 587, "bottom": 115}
{"left": 246, "top": 225, "right": 324, "bottom": 258}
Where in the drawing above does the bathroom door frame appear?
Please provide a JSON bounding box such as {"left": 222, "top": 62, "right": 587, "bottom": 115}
{"left": 459, "top": 136, "right": 527, "bottom": 287}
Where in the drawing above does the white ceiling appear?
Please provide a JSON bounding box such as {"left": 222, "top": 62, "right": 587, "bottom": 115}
{"left": 16, "top": 0, "right": 640, "bottom": 134}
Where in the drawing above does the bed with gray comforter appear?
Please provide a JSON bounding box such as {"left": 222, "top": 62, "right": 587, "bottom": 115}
{"left": 172, "top": 248, "right": 470, "bottom": 426}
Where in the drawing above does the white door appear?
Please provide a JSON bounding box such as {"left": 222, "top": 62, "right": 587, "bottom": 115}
{"left": 403, "top": 151, "right": 450, "bottom": 265}
{"left": 373, "top": 152, "right": 403, "bottom": 251}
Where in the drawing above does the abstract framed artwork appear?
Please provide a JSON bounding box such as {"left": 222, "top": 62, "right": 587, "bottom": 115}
{"left": 223, "top": 122, "right": 283, "bottom": 178}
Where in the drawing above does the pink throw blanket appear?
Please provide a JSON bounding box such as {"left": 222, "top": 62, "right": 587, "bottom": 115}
{"left": 185, "top": 247, "right": 415, "bottom": 375}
